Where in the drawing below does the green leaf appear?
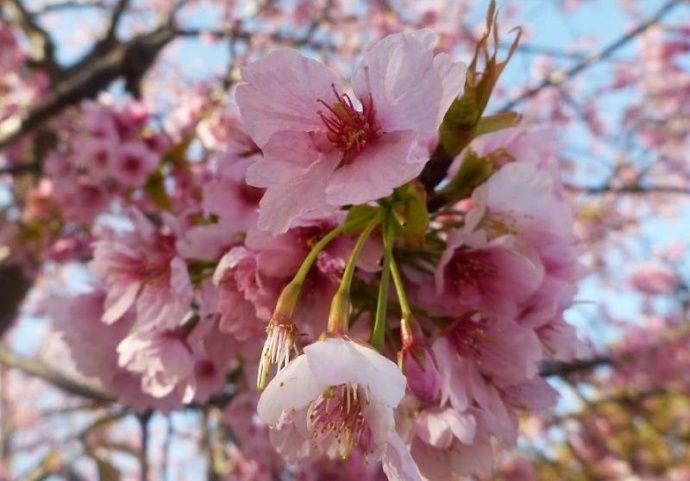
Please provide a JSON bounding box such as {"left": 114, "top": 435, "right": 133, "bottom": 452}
{"left": 434, "top": 149, "right": 495, "bottom": 206}
{"left": 474, "top": 111, "right": 522, "bottom": 136}
{"left": 392, "top": 182, "right": 429, "bottom": 248}
{"left": 343, "top": 205, "right": 378, "bottom": 232}
{"left": 143, "top": 170, "right": 172, "bottom": 211}
{"left": 438, "top": 0, "right": 522, "bottom": 158}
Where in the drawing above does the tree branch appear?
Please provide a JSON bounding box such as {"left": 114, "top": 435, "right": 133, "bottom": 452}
{"left": 566, "top": 183, "right": 690, "bottom": 196}
{"left": 0, "top": 346, "right": 114, "bottom": 403}
{"left": 0, "top": 266, "right": 31, "bottom": 338}
{"left": 0, "top": 26, "right": 175, "bottom": 148}
{"left": 499, "top": 0, "right": 686, "bottom": 111}
{"left": 1, "top": 0, "right": 60, "bottom": 76}
{"left": 34, "top": 0, "right": 106, "bottom": 14}
{"left": 0, "top": 162, "right": 41, "bottom": 176}
{"left": 104, "top": 0, "right": 130, "bottom": 42}
{"left": 540, "top": 356, "right": 613, "bottom": 378}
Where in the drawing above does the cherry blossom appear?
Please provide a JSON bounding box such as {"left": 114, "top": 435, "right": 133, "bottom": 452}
{"left": 237, "top": 30, "right": 465, "bottom": 233}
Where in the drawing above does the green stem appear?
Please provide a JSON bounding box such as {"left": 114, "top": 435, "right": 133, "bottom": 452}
{"left": 389, "top": 256, "right": 413, "bottom": 321}
{"left": 274, "top": 212, "right": 377, "bottom": 322}
{"left": 292, "top": 214, "right": 374, "bottom": 286}
{"left": 327, "top": 213, "right": 382, "bottom": 334}
{"left": 390, "top": 256, "right": 420, "bottom": 348}
{"left": 370, "top": 212, "right": 394, "bottom": 351}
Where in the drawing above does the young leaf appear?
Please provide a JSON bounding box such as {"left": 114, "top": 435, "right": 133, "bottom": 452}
{"left": 392, "top": 182, "right": 429, "bottom": 247}
{"left": 438, "top": 0, "right": 522, "bottom": 158}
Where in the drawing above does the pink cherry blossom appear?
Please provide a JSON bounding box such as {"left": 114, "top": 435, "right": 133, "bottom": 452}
{"left": 237, "top": 30, "right": 465, "bottom": 233}
{"left": 630, "top": 263, "right": 680, "bottom": 295}
{"left": 111, "top": 141, "right": 159, "bottom": 187}
{"left": 434, "top": 229, "right": 544, "bottom": 319}
{"left": 89, "top": 209, "right": 193, "bottom": 329}
{"left": 211, "top": 246, "right": 280, "bottom": 339}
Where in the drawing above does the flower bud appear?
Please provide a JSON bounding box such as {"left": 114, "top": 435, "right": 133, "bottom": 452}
{"left": 400, "top": 343, "right": 441, "bottom": 404}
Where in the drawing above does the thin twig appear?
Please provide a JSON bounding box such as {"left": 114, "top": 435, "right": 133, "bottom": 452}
{"left": 540, "top": 355, "right": 613, "bottom": 377}
{"left": 566, "top": 183, "right": 690, "bottom": 196}
{"left": 104, "top": 0, "right": 130, "bottom": 42}
{"left": 34, "top": 0, "right": 106, "bottom": 14}
{"left": 138, "top": 412, "right": 151, "bottom": 481}
{"left": 0, "top": 346, "right": 114, "bottom": 403}
{"left": 500, "top": 0, "right": 686, "bottom": 111}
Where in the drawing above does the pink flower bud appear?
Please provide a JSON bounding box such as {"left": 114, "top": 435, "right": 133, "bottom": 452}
{"left": 401, "top": 345, "right": 441, "bottom": 404}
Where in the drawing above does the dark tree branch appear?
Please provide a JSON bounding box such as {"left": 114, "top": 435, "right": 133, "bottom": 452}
{"left": 540, "top": 356, "right": 613, "bottom": 378}
{"left": 566, "top": 183, "right": 690, "bottom": 196}
{"left": 1, "top": 0, "right": 60, "bottom": 76}
{"left": 0, "top": 26, "right": 175, "bottom": 148}
{"left": 499, "top": 0, "right": 686, "bottom": 112}
{"left": 104, "top": 0, "right": 130, "bottom": 42}
{"left": 0, "top": 162, "right": 40, "bottom": 176}
{"left": 0, "top": 266, "right": 31, "bottom": 338}
{"left": 0, "top": 346, "right": 114, "bottom": 403}
{"left": 419, "top": 143, "right": 456, "bottom": 201}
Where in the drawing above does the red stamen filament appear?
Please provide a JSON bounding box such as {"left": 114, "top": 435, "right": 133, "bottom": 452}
{"left": 317, "top": 84, "right": 382, "bottom": 161}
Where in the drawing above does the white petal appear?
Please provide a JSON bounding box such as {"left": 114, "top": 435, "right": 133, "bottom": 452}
{"left": 305, "top": 338, "right": 406, "bottom": 407}
{"left": 257, "top": 354, "right": 326, "bottom": 425}
{"left": 382, "top": 433, "right": 423, "bottom": 481}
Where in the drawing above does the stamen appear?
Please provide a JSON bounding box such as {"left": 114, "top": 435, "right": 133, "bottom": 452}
{"left": 316, "top": 84, "right": 382, "bottom": 162}
{"left": 257, "top": 322, "right": 299, "bottom": 390}
{"left": 307, "top": 383, "right": 374, "bottom": 460}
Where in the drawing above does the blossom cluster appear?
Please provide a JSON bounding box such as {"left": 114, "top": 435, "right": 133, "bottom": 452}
{"left": 44, "top": 99, "right": 170, "bottom": 224}
{"left": 34, "top": 27, "right": 586, "bottom": 481}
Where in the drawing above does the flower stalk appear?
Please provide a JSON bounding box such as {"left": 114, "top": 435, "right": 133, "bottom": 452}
{"left": 327, "top": 213, "right": 382, "bottom": 334}
{"left": 257, "top": 212, "right": 378, "bottom": 389}
{"left": 370, "top": 211, "right": 395, "bottom": 351}
{"left": 389, "top": 255, "right": 418, "bottom": 348}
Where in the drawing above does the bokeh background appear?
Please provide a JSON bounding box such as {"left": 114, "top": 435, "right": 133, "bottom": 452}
{"left": 1, "top": 0, "right": 690, "bottom": 480}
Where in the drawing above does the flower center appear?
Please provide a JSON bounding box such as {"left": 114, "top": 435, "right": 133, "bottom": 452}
{"left": 307, "top": 383, "right": 373, "bottom": 460}
{"left": 317, "top": 85, "right": 382, "bottom": 162}
{"left": 449, "top": 249, "right": 498, "bottom": 290}
{"left": 447, "top": 312, "right": 488, "bottom": 359}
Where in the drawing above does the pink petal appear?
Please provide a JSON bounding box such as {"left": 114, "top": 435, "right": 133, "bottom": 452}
{"left": 236, "top": 48, "right": 340, "bottom": 146}
{"left": 352, "top": 30, "right": 443, "bottom": 139}
{"left": 432, "top": 53, "right": 467, "bottom": 126}
{"left": 246, "top": 131, "right": 321, "bottom": 187}
{"left": 326, "top": 131, "right": 424, "bottom": 205}
{"left": 102, "top": 281, "right": 140, "bottom": 324}
{"left": 254, "top": 153, "right": 340, "bottom": 234}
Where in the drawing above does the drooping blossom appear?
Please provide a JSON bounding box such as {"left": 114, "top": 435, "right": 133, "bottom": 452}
{"left": 257, "top": 336, "right": 410, "bottom": 470}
